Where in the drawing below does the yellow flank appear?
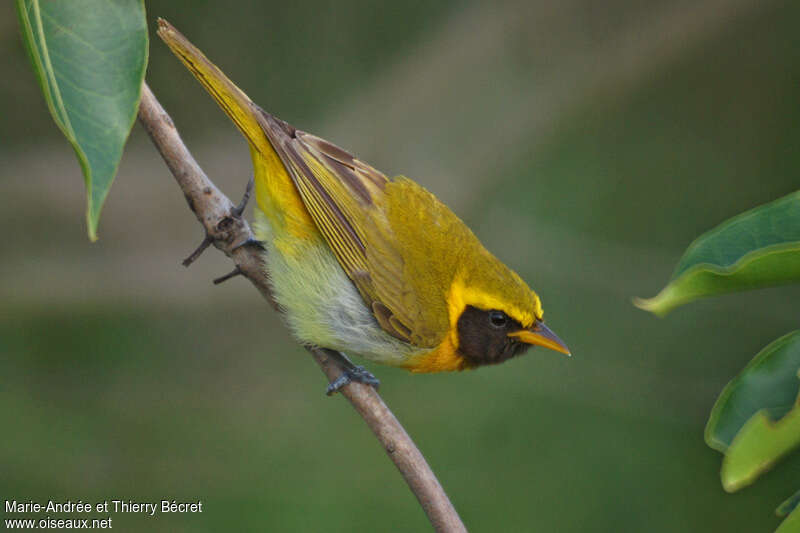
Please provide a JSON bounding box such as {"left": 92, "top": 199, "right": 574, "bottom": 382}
{"left": 250, "top": 145, "right": 317, "bottom": 255}
{"left": 157, "top": 19, "right": 315, "bottom": 244}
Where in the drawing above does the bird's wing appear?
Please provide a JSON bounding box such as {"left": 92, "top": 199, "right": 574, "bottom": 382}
{"left": 253, "top": 109, "right": 448, "bottom": 348}
{"left": 156, "top": 19, "right": 450, "bottom": 347}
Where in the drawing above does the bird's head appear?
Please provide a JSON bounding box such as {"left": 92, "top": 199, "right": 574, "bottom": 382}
{"left": 448, "top": 249, "right": 570, "bottom": 367}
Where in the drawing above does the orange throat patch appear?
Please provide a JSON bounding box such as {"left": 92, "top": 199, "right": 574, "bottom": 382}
{"left": 404, "top": 334, "right": 472, "bottom": 373}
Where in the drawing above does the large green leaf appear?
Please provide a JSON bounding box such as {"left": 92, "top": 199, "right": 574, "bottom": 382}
{"left": 635, "top": 190, "right": 800, "bottom": 316}
{"left": 705, "top": 331, "right": 800, "bottom": 452}
{"left": 16, "top": 0, "right": 148, "bottom": 240}
{"left": 719, "top": 388, "right": 800, "bottom": 493}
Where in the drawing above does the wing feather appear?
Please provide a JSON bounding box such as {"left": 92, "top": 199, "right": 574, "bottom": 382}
{"left": 252, "top": 107, "right": 443, "bottom": 347}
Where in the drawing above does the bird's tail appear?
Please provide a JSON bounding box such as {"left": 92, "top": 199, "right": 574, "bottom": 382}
{"left": 156, "top": 18, "right": 274, "bottom": 156}
{"left": 157, "top": 19, "right": 317, "bottom": 236}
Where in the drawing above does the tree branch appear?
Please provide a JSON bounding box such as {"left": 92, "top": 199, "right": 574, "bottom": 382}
{"left": 137, "top": 82, "right": 467, "bottom": 533}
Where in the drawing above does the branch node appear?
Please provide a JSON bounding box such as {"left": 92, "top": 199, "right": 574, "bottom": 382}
{"left": 215, "top": 215, "right": 235, "bottom": 232}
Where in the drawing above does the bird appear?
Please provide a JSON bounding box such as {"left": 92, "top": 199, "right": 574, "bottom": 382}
{"left": 157, "top": 19, "right": 570, "bottom": 393}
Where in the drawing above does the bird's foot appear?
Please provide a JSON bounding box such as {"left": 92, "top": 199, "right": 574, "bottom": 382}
{"left": 212, "top": 235, "right": 264, "bottom": 285}
{"left": 229, "top": 176, "right": 264, "bottom": 253}
{"left": 326, "top": 365, "right": 380, "bottom": 396}
{"left": 182, "top": 176, "right": 257, "bottom": 267}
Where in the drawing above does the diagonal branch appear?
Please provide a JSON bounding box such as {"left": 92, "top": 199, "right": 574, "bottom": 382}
{"left": 136, "top": 82, "right": 467, "bottom": 533}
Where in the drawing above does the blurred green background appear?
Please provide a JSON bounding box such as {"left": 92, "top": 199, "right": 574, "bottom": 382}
{"left": 3, "top": 0, "right": 800, "bottom": 531}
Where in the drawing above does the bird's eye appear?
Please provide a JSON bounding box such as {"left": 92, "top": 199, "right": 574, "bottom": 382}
{"left": 488, "top": 310, "right": 508, "bottom": 328}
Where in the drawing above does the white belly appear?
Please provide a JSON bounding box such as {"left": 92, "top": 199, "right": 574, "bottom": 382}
{"left": 253, "top": 212, "right": 420, "bottom": 367}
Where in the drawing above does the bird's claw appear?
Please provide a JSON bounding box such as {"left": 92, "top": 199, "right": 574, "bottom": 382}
{"left": 183, "top": 234, "right": 213, "bottom": 267}
{"left": 232, "top": 175, "right": 254, "bottom": 217}
{"left": 213, "top": 266, "right": 243, "bottom": 285}
{"left": 326, "top": 365, "right": 380, "bottom": 396}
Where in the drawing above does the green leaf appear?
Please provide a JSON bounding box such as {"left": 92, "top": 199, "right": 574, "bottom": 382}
{"left": 776, "top": 504, "right": 800, "bottom": 533}
{"left": 634, "top": 190, "right": 800, "bottom": 316}
{"left": 705, "top": 331, "right": 800, "bottom": 452}
{"left": 719, "top": 390, "right": 800, "bottom": 492}
{"left": 777, "top": 490, "right": 800, "bottom": 518}
{"left": 16, "top": 0, "right": 148, "bottom": 240}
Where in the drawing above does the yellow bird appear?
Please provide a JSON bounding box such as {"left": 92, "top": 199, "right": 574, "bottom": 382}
{"left": 157, "top": 20, "right": 569, "bottom": 392}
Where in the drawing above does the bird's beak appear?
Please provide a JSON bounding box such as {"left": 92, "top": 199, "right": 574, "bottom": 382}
{"left": 509, "top": 322, "right": 571, "bottom": 356}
